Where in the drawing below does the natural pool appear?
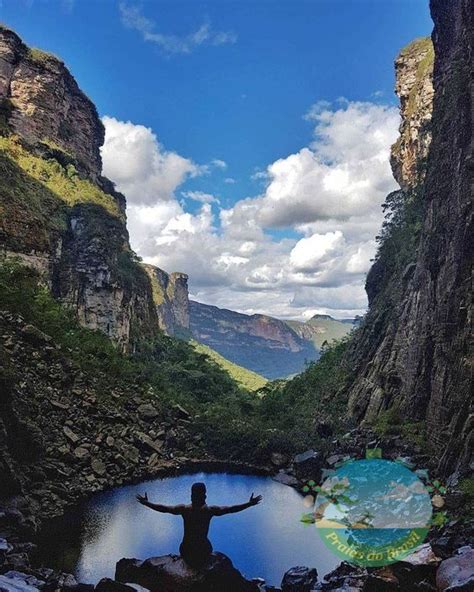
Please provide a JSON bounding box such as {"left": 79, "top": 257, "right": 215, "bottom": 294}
{"left": 36, "top": 472, "right": 340, "bottom": 587}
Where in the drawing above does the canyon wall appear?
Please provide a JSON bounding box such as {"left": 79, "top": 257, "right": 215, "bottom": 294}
{"left": 0, "top": 26, "right": 189, "bottom": 347}
{"left": 346, "top": 0, "right": 473, "bottom": 473}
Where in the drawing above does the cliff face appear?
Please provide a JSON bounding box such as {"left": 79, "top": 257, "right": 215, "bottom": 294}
{"left": 143, "top": 265, "right": 190, "bottom": 336}
{"left": 0, "top": 27, "right": 103, "bottom": 179}
{"left": 0, "top": 27, "right": 189, "bottom": 349}
{"left": 189, "top": 301, "right": 318, "bottom": 379}
{"left": 347, "top": 0, "right": 473, "bottom": 473}
{"left": 390, "top": 37, "right": 434, "bottom": 190}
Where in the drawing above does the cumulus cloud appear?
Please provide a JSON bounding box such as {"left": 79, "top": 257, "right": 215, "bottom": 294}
{"left": 100, "top": 100, "right": 399, "bottom": 319}
{"left": 101, "top": 117, "right": 203, "bottom": 205}
{"left": 119, "top": 3, "right": 237, "bottom": 54}
{"left": 237, "top": 101, "right": 399, "bottom": 228}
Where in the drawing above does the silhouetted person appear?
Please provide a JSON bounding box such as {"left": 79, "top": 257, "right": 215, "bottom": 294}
{"left": 136, "top": 482, "right": 262, "bottom": 569}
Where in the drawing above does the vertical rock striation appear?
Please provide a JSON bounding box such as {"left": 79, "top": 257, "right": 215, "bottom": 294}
{"left": 346, "top": 0, "right": 473, "bottom": 473}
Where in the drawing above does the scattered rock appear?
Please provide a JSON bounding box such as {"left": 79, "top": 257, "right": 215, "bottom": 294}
{"left": 173, "top": 404, "right": 190, "bottom": 419}
{"left": 63, "top": 427, "right": 80, "bottom": 444}
{"left": 281, "top": 566, "right": 318, "bottom": 592}
{"left": 21, "top": 325, "right": 52, "bottom": 344}
{"left": 135, "top": 432, "right": 164, "bottom": 455}
{"left": 270, "top": 453, "right": 288, "bottom": 468}
{"left": 272, "top": 471, "right": 299, "bottom": 487}
{"left": 0, "top": 571, "right": 43, "bottom": 592}
{"left": 293, "top": 450, "right": 322, "bottom": 482}
{"left": 91, "top": 459, "right": 106, "bottom": 477}
{"left": 73, "top": 447, "right": 90, "bottom": 460}
{"left": 436, "top": 546, "right": 474, "bottom": 591}
{"left": 137, "top": 404, "right": 159, "bottom": 421}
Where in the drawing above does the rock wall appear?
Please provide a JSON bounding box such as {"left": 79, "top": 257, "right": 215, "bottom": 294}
{"left": 0, "top": 25, "right": 103, "bottom": 179}
{"left": 346, "top": 0, "right": 473, "bottom": 473}
{"left": 143, "top": 265, "right": 190, "bottom": 336}
{"left": 0, "top": 26, "right": 190, "bottom": 350}
{"left": 390, "top": 37, "right": 434, "bottom": 190}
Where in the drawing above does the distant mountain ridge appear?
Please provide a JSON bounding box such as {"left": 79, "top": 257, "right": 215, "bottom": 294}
{"left": 189, "top": 300, "right": 355, "bottom": 379}
{"left": 286, "top": 314, "right": 358, "bottom": 350}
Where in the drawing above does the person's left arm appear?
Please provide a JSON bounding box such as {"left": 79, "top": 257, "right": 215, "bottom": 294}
{"left": 210, "top": 493, "right": 262, "bottom": 516}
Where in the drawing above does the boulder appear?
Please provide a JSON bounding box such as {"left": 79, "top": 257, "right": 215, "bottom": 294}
{"left": 95, "top": 579, "right": 136, "bottom": 592}
{"left": 270, "top": 453, "right": 288, "bottom": 468}
{"left": 281, "top": 566, "right": 318, "bottom": 592}
{"left": 115, "top": 552, "right": 259, "bottom": 592}
{"left": 293, "top": 450, "right": 322, "bottom": 482}
{"left": 91, "top": 459, "right": 107, "bottom": 477}
{"left": 137, "top": 404, "right": 159, "bottom": 421}
{"left": 173, "top": 404, "right": 190, "bottom": 419}
{"left": 436, "top": 546, "right": 474, "bottom": 591}
{"left": 272, "top": 472, "right": 299, "bottom": 487}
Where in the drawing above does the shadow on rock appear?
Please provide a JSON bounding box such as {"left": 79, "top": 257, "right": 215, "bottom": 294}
{"left": 115, "top": 552, "right": 260, "bottom": 592}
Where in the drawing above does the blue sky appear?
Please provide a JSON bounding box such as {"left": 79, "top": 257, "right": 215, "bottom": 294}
{"left": 1, "top": 1, "right": 433, "bottom": 318}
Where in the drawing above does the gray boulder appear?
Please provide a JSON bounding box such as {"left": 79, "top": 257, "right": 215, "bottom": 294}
{"left": 281, "top": 566, "right": 318, "bottom": 592}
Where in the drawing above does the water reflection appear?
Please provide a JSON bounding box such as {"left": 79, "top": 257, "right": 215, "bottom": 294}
{"left": 37, "top": 473, "right": 339, "bottom": 587}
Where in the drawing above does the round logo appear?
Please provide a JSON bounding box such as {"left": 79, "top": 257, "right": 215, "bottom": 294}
{"left": 310, "top": 458, "right": 432, "bottom": 566}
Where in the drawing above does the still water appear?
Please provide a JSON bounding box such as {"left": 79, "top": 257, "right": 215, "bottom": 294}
{"left": 37, "top": 472, "right": 339, "bottom": 587}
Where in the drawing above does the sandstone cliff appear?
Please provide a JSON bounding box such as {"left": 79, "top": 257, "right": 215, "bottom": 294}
{"left": 0, "top": 26, "right": 103, "bottom": 179}
{"left": 143, "top": 265, "right": 190, "bottom": 336}
{"left": 346, "top": 0, "right": 473, "bottom": 473}
{"left": 0, "top": 26, "right": 189, "bottom": 349}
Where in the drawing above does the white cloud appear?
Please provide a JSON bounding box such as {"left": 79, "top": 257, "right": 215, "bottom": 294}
{"left": 119, "top": 3, "right": 237, "bottom": 54}
{"left": 211, "top": 159, "right": 227, "bottom": 170}
{"left": 100, "top": 100, "right": 399, "bottom": 319}
{"left": 182, "top": 191, "right": 219, "bottom": 204}
{"left": 242, "top": 101, "right": 399, "bottom": 228}
{"left": 224, "top": 177, "right": 236, "bottom": 184}
{"left": 101, "top": 116, "right": 203, "bottom": 205}
{"left": 290, "top": 231, "right": 344, "bottom": 272}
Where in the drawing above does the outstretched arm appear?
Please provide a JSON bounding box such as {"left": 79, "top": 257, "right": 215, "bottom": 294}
{"left": 136, "top": 493, "right": 185, "bottom": 515}
{"left": 211, "top": 493, "right": 262, "bottom": 516}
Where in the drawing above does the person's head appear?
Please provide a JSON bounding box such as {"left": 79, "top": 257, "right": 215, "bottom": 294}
{"left": 191, "top": 482, "right": 207, "bottom": 507}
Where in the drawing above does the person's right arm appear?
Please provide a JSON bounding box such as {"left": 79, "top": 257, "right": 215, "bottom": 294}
{"left": 136, "top": 493, "right": 185, "bottom": 515}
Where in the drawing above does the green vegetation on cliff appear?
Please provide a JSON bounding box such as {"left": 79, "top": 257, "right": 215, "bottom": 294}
{"left": 0, "top": 136, "right": 121, "bottom": 218}
{"left": 191, "top": 341, "right": 267, "bottom": 391}
{"left": 0, "top": 259, "right": 349, "bottom": 463}
{"left": 194, "top": 338, "right": 350, "bottom": 461}
{"left": 0, "top": 260, "right": 240, "bottom": 405}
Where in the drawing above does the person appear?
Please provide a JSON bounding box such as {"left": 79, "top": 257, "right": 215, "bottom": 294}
{"left": 136, "top": 482, "right": 262, "bottom": 569}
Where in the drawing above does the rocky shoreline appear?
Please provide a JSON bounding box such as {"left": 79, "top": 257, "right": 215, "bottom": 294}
{"left": 1, "top": 410, "right": 473, "bottom": 592}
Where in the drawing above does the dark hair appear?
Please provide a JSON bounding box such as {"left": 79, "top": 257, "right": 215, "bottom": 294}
{"left": 191, "top": 482, "right": 207, "bottom": 506}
